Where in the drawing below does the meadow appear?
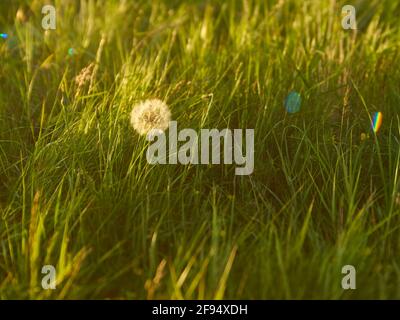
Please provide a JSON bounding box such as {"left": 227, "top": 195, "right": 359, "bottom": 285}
{"left": 1, "top": 0, "right": 400, "bottom": 299}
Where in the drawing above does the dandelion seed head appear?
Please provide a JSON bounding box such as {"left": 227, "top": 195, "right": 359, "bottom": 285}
{"left": 130, "top": 99, "right": 171, "bottom": 136}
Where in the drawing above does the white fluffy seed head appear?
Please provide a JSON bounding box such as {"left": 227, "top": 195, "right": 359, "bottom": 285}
{"left": 130, "top": 99, "right": 171, "bottom": 136}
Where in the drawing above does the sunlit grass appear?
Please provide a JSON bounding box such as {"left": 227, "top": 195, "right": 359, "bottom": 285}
{"left": 1, "top": 0, "right": 400, "bottom": 299}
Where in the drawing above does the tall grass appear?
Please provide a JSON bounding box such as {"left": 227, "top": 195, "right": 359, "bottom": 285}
{"left": 1, "top": 0, "right": 400, "bottom": 299}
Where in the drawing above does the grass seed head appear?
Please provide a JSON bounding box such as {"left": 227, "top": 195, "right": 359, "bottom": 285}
{"left": 75, "top": 63, "right": 95, "bottom": 89}
{"left": 16, "top": 7, "right": 28, "bottom": 23}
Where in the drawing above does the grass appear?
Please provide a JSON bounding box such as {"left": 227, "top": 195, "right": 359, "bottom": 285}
{"left": 1, "top": 0, "right": 400, "bottom": 299}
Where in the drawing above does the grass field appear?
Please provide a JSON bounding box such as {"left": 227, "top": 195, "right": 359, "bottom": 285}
{"left": 1, "top": 0, "right": 400, "bottom": 299}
